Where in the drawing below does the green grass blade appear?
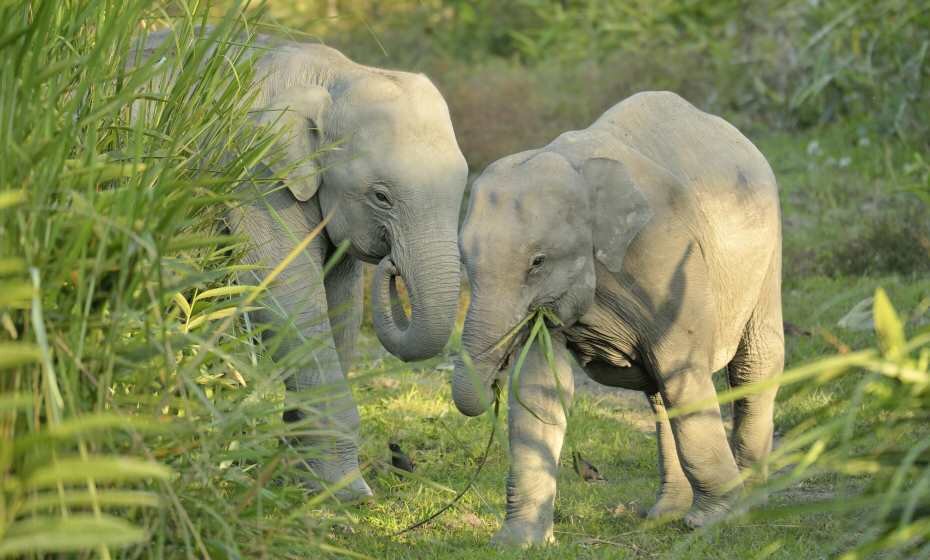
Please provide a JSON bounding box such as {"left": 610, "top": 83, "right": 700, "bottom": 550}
{"left": 0, "top": 515, "right": 147, "bottom": 557}
{"left": 0, "top": 343, "right": 41, "bottom": 369}
{"left": 26, "top": 456, "right": 172, "bottom": 489}
{"left": 22, "top": 490, "right": 163, "bottom": 512}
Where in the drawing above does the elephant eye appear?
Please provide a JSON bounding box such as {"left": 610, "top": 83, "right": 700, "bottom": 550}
{"left": 530, "top": 254, "right": 546, "bottom": 269}
{"left": 371, "top": 189, "right": 393, "bottom": 208}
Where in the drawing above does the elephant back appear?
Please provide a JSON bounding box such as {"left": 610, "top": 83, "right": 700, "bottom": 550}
{"left": 595, "top": 91, "right": 778, "bottom": 207}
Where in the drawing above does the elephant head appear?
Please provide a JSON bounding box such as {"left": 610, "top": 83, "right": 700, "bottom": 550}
{"left": 257, "top": 65, "right": 468, "bottom": 362}
{"left": 452, "top": 143, "right": 652, "bottom": 416}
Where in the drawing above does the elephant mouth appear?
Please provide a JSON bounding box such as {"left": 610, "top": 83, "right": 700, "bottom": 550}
{"left": 491, "top": 325, "right": 531, "bottom": 378}
{"left": 496, "top": 351, "right": 514, "bottom": 376}
{"left": 488, "top": 305, "right": 565, "bottom": 376}
{"left": 346, "top": 244, "right": 384, "bottom": 265}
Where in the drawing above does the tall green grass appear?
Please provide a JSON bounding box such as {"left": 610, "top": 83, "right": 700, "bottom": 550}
{"left": 0, "top": 2, "right": 357, "bottom": 557}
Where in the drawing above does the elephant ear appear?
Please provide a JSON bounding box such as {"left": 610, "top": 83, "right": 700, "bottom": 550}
{"left": 256, "top": 85, "right": 332, "bottom": 202}
{"left": 581, "top": 157, "right": 653, "bottom": 274}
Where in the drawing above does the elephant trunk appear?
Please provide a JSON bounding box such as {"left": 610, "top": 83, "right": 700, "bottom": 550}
{"left": 452, "top": 296, "right": 519, "bottom": 417}
{"left": 371, "top": 232, "right": 460, "bottom": 362}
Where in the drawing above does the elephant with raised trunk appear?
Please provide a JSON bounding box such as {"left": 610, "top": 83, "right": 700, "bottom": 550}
{"left": 143, "top": 30, "right": 468, "bottom": 500}
{"left": 454, "top": 91, "right": 783, "bottom": 545}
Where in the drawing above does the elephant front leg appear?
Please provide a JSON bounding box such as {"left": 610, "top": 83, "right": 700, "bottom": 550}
{"left": 645, "top": 391, "right": 693, "bottom": 519}
{"left": 495, "top": 339, "right": 575, "bottom": 547}
{"left": 324, "top": 254, "right": 364, "bottom": 374}
{"left": 229, "top": 187, "right": 372, "bottom": 502}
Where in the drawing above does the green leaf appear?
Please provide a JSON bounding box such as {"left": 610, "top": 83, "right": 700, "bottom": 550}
{"left": 26, "top": 456, "right": 172, "bottom": 488}
{"left": 0, "top": 514, "right": 147, "bottom": 557}
{"left": 186, "top": 306, "right": 259, "bottom": 330}
{"left": 874, "top": 288, "right": 905, "bottom": 360}
{"left": 172, "top": 292, "right": 192, "bottom": 318}
{"left": 0, "top": 258, "right": 25, "bottom": 275}
{"left": 14, "top": 413, "right": 169, "bottom": 455}
{"left": 192, "top": 284, "right": 256, "bottom": 303}
{"left": 510, "top": 313, "right": 557, "bottom": 425}
{"left": 322, "top": 239, "right": 352, "bottom": 276}
{"left": 23, "top": 490, "right": 162, "bottom": 511}
{"left": 538, "top": 319, "right": 570, "bottom": 420}
{"left": 0, "top": 343, "right": 41, "bottom": 369}
{"left": 0, "top": 281, "right": 33, "bottom": 307}
{"left": 0, "top": 190, "right": 26, "bottom": 210}
{"left": 61, "top": 161, "right": 147, "bottom": 182}
{"left": 166, "top": 234, "right": 242, "bottom": 252}
{"left": 0, "top": 392, "right": 33, "bottom": 412}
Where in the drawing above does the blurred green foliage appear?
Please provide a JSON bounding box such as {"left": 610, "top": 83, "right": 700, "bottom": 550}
{"left": 284, "top": 0, "right": 928, "bottom": 279}
{"left": 283, "top": 0, "right": 930, "bottom": 145}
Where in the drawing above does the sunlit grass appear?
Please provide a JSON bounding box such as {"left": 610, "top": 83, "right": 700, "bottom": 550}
{"left": 339, "top": 274, "right": 929, "bottom": 559}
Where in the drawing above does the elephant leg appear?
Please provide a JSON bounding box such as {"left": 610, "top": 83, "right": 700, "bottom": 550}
{"left": 323, "top": 252, "right": 364, "bottom": 375}
{"left": 645, "top": 391, "right": 693, "bottom": 519}
{"left": 727, "top": 260, "right": 783, "bottom": 488}
{"left": 494, "top": 337, "right": 575, "bottom": 547}
{"left": 228, "top": 184, "right": 372, "bottom": 501}
{"left": 657, "top": 349, "right": 742, "bottom": 529}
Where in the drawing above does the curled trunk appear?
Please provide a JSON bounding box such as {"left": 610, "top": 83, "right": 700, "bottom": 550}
{"left": 371, "top": 236, "right": 461, "bottom": 362}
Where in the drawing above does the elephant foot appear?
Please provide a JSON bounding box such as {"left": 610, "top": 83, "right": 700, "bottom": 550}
{"left": 682, "top": 492, "right": 739, "bottom": 529}
{"left": 304, "top": 474, "right": 374, "bottom": 504}
{"left": 491, "top": 521, "right": 554, "bottom": 547}
{"left": 296, "top": 457, "right": 375, "bottom": 504}
{"left": 750, "top": 489, "right": 769, "bottom": 508}
{"left": 645, "top": 486, "right": 693, "bottom": 520}
{"left": 739, "top": 472, "right": 770, "bottom": 508}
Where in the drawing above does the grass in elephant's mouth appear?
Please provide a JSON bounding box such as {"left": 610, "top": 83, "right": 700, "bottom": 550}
{"left": 486, "top": 307, "right": 562, "bottom": 371}
{"left": 508, "top": 309, "right": 570, "bottom": 424}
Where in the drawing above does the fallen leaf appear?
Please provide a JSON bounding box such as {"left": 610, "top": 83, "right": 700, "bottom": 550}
{"left": 837, "top": 297, "right": 874, "bottom": 332}
{"left": 460, "top": 513, "right": 483, "bottom": 528}
{"left": 370, "top": 377, "right": 400, "bottom": 390}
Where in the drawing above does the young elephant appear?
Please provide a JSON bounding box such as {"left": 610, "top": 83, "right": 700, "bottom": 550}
{"left": 139, "top": 30, "right": 467, "bottom": 500}
{"left": 453, "top": 91, "right": 783, "bottom": 544}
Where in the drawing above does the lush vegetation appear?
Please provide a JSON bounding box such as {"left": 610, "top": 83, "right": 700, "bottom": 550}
{"left": 0, "top": 2, "right": 361, "bottom": 558}
{"left": 1, "top": 0, "right": 928, "bottom": 558}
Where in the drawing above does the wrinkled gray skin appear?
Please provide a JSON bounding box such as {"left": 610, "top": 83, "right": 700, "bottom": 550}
{"left": 143, "top": 32, "right": 467, "bottom": 500}
{"left": 454, "top": 92, "right": 783, "bottom": 545}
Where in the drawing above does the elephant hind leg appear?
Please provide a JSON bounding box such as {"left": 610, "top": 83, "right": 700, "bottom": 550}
{"left": 727, "top": 259, "right": 784, "bottom": 485}
{"left": 645, "top": 261, "right": 742, "bottom": 528}
{"left": 653, "top": 328, "right": 742, "bottom": 528}
{"left": 644, "top": 391, "right": 693, "bottom": 520}
{"left": 661, "top": 369, "right": 742, "bottom": 529}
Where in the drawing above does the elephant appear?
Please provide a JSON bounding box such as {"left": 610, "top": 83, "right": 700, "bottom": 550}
{"left": 140, "top": 30, "right": 468, "bottom": 500}
{"left": 452, "top": 91, "right": 783, "bottom": 545}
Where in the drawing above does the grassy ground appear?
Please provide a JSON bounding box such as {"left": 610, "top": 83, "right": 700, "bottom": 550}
{"left": 316, "top": 124, "right": 929, "bottom": 559}
{"left": 333, "top": 282, "right": 924, "bottom": 559}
